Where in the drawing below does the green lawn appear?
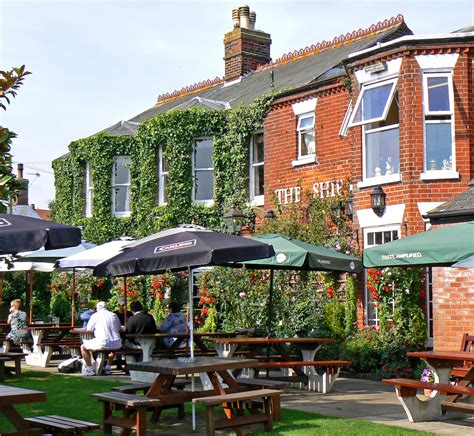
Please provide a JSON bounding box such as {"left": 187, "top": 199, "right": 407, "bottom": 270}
{"left": 0, "top": 369, "right": 432, "bottom": 435}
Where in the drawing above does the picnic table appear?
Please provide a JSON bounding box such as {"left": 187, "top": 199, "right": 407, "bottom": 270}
{"left": 24, "top": 325, "right": 76, "bottom": 367}
{"left": 0, "top": 384, "right": 47, "bottom": 435}
{"left": 383, "top": 350, "right": 474, "bottom": 422}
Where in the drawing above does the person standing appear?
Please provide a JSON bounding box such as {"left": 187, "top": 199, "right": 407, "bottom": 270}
{"left": 6, "top": 299, "right": 30, "bottom": 344}
{"left": 81, "top": 301, "right": 122, "bottom": 376}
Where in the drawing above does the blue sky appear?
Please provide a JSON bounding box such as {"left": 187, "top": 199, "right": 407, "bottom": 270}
{"left": 1, "top": 0, "right": 472, "bottom": 208}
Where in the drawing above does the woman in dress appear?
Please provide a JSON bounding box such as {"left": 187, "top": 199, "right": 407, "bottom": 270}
{"left": 6, "top": 299, "right": 30, "bottom": 344}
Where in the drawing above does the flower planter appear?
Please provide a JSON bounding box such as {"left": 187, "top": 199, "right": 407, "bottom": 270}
{"left": 424, "top": 389, "right": 436, "bottom": 397}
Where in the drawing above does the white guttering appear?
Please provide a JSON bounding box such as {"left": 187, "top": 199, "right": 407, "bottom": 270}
{"left": 348, "top": 32, "right": 474, "bottom": 59}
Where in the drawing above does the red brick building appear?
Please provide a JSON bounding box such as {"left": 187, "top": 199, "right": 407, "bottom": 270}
{"left": 263, "top": 24, "right": 473, "bottom": 348}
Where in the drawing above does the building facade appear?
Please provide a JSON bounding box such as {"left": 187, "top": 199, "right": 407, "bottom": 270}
{"left": 53, "top": 7, "right": 474, "bottom": 349}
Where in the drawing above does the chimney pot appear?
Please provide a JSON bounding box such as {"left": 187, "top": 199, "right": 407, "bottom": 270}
{"left": 30, "top": 203, "right": 35, "bottom": 210}
{"left": 239, "top": 5, "right": 250, "bottom": 29}
{"left": 18, "top": 163, "right": 24, "bottom": 178}
{"left": 232, "top": 8, "right": 240, "bottom": 28}
{"left": 249, "top": 11, "right": 256, "bottom": 30}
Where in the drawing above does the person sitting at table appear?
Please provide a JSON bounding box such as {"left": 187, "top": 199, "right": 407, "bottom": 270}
{"left": 114, "top": 297, "right": 133, "bottom": 327}
{"left": 159, "top": 302, "right": 188, "bottom": 348}
{"left": 79, "top": 301, "right": 95, "bottom": 329}
{"left": 81, "top": 301, "right": 122, "bottom": 376}
{"left": 6, "top": 299, "right": 30, "bottom": 345}
{"left": 125, "top": 301, "right": 157, "bottom": 348}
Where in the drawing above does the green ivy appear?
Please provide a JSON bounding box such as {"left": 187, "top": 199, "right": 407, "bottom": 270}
{"left": 52, "top": 98, "right": 272, "bottom": 242}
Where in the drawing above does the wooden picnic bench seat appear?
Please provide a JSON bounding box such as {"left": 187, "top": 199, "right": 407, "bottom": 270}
{"left": 236, "top": 378, "right": 288, "bottom": 420}
{"left": 91, "top": 391, "right": 161, "bottom": 435}
{"left": 25, "top": 414, "right": 100, "bottom": 434}
{"left": 0, "top": 352, "right": 26, "bottom": 381}
{"left": 451, "top": 333, "right": 474, "bottom": 380}
{"left": 89, "top": 347, "right": 142, "bottom": 375}
{"left": 252, "top": 360, "right": 351, "bottom": 393}
{"left": 382, "top": 378, "right": 474, "bottom": 422}
{"left": 193, "top": 389, "right": 282, "bottom": 436}
{"left": 112, "top": 379, "right": 191, "bottom": 395}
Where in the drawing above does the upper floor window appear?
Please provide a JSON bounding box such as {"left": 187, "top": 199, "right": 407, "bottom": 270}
{"left": 350, "top": 78, "right": 400, "bottom": 187}
{"left": 291, "top": 97, "right": 317, "bottom": 166}
{"left": 112, "top": 156, "right": 131, "bottom": 216}
{"left": 193, "top": 138, "right": 213, "bottom": 205}
{"left": 422, "top": 72, "right": 456, "bottom": 178}
{"left": 158, "top": 145, "right": 168, "bottom": 205}
{"left": 85, "top": 161, "right": 93, "bottom": 217}
{"left": 249, "top": 132, "right": 264, "bottom": 206}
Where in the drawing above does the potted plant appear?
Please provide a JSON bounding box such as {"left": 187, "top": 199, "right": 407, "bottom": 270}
{"left": 420, "top": 367, "right": 436, "bottom": 397}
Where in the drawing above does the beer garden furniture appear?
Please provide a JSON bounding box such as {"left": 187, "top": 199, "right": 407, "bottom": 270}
{"left": 383, "top": 350, "right": 474, "bottom": 422}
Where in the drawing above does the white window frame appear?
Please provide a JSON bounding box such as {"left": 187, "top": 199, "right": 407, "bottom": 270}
{"left": 192, "top": 138, "right": 214, "bottom": 206}
{"left": 363, "top": 224, "right": 401, "bottom": 326}
{"left": 421, "top": 71, "right": 458, "bottom": 180}
{"left": 85, "top": 161, "right": 93, "bottom": 218}
{"left": 249, "top": 131, "right": 264, "bottom": 206}
{"left": 295, "top": 112, "right": 316, "bottom": 162}
{"left": 111, "top": 156, "right": 131, "bottom": 217}
{"left": 339, "top": 100, "right": 353, "bottom": 137}
{"left": 158, "top": 145, "right": 168, "bottom": 206}
{"left": 349, "top": 78, "right": 398, "bottom": 127}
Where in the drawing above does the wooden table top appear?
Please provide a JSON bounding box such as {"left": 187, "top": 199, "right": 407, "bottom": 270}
{"left": 71, "top": 329, "right": 94, "bottom": 334}
{"left": 127, "top": 357, "right": 258, "bottom": 375}
{"left": 0, "top": 385, "right": 46, "bottom": 405}
{"left": 26, "top": 325, "right": 73, "bottom": 331}
{"left": 126, "top": 332, "right": 240, "bottom": 338}
{"left": 407, "top": 351, "right": 474, "bottom": 361}
{"left": 207, "top": 337, "right": 336, "bottom": 345}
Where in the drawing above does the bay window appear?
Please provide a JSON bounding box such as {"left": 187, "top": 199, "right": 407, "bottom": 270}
{"left": 422, "top": 72, "right": 456, "bottom": 177}
{"left": 193, "top": 138, "right": 214, "bottom": 204}
{"left": 112, "top": 156, "right": 131, "bottom": 216}
{"left": 249, "top": 132, "right": 264, "bottom": 206}
{"left": 350, "top": 78, "right": 400, "bottom": 186}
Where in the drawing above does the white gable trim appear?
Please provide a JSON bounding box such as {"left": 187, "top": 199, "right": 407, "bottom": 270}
{"left": 292, "top": 98, "right": 317, "bottom": 116}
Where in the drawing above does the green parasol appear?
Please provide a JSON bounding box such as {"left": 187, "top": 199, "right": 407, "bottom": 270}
{"left": 363, "top": 222, "right": 474, "bottom": 268}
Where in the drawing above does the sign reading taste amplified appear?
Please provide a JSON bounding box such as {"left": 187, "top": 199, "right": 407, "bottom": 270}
{"left": 275, "top": 180, "right": 345, "bottom": 205}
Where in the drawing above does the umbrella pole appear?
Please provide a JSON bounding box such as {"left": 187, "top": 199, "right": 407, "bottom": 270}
{"left": 188, "top": 266, "right": 196, "bottom": 430}
{"left": 124, "top": 277, "right": 128, "bottom": 327}
{"left": 28, "top": 270, "right": 34, "bottom": 324}
{"left": 71, "top": 268, "right": 76, "bottom": 328}
{"left": 266, "top": 269, "right": 274, "bottom": 378}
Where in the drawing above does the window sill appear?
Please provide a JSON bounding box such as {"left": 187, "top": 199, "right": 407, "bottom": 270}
{"left": 357, "top": 174, "right": 401, "bottom": 188}
{"left": 292, "top": 155, "right": 316, "bottom": 167}
{"left": 113, "top": 212, "right": 131, "bottom": 218}
{"left": 250, "top": 196, "right": 264, "bottom": 207}
{"left": 420, "top": 170, "right": 459, "bottom": 181}
{"left": 193, "top": 200, "right": 214, "bottom": 207}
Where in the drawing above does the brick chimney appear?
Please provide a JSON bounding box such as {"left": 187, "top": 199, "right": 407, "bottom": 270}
{"left": 16, "top": 163, "right": 29, "bottom": 206}
{"left": 224, "top": 5, "right": 272, "bottom": 82}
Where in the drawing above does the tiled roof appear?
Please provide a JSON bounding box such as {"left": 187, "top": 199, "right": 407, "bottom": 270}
{"left": 100, "top": 15, "right": 411, "bottom": 135}
{"left": 427, "top": 181, "right": 474, "bottom": 224}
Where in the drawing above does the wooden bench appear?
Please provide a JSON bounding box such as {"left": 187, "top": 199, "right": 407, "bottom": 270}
{"left": 193, "top": 389, "right": 282, "bottom": 436}
{"left": 0, "top": 352, "right": 25, "bottom": 381}
{"left": 451, "top": 333, "right": 474, "bottom": 380}
{"left": 89, "top": 347, "right": 142, "bottom": 375}
{"left": 253, "top": 360, "right": 351, "bottom": 393}
{"left": 112, "top": 379, "right": 191, "bottom": 394}
{"left": 25, "top": 414, "right": 101, "bottom": 434}
{"left": 91, "top": 391, "right": 161, "bottom": 435}
{"left": 236, "top": 378, "right": 288, "bottom": 420}
{"left": 383, "top": 378, "right": 474, "bottom": 422}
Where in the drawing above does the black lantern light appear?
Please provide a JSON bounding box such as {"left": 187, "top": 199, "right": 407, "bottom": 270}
{"left": 371, "top": 186, "right": 386, "bottom": 217}
{"left": 330, "top": 201, "right": 344, "bottom": 220}
{"left": 264, "top": 209, "right": 276, "bottom": 221}
{"left": 344, "top": 192, "right": 354, "bottom": 220}
{"left": 223, "top": 206, "right": 245, "bottom": 234}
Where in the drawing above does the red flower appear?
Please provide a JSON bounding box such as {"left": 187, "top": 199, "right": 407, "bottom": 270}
{"left": 326, "top": 288, "right": 335, "bottom": 299}
{"left": 419, "top": 290, "right": 426, "bottom": 299}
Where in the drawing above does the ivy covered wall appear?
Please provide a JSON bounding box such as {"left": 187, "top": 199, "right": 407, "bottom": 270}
{"left": 52, "top": 98, "right": 272, "bottom": 243}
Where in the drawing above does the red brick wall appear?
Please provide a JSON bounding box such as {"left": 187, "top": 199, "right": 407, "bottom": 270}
{"left": 432, "top": 267, "right": 474, "bottom": 351}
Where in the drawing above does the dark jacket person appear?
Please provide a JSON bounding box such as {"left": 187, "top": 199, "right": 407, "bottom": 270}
{"left": 126, "top": 301, "right": 158, "bottom": 336}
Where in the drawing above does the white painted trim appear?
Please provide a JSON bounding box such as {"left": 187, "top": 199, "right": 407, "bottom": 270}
{"left": 355, "top": 58, "right": 402, "bottom": 85}
{"left": 339, "top": 100, "right": 352, "bottom": 137}
{"left": 348, "top": 33, "right": 474, "bottom": 59}
{"left": 249, "top": 131, "right": 264, "bottom": 206}
{"left": 422, "top": 73, "right": 454, "bottom": 116}
{"left": 357, "top": 204, "right": 406, "bottom": 229}
{"left": 417, "top": 202, "right": 444, "bottom": 218}
{"left": 292, "top": 155, "right": 316, "bottom": 167}
{"left": 158, "top": 145, "right": 168, "bottom": 206}
{"left": 357, "top": 173, "right": 401, "bottom": 188}
{"left": 85, "top": 161, "right": 93, "bottom": 218}
{"left": 250, "top": 195, "right": 264, "bottom": 207}
{"left": 420, "top": 170, "right": 459, "bottom": 180}
{"left": 292, "top": 98, "right": 317, "bottom": 116}
{"left": 415, "top": 53, "right": 459, "bottom": 71}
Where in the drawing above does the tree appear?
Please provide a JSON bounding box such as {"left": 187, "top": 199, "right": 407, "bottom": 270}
{"left": 0, "top": 65, "right": 31, "bottom": 211}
